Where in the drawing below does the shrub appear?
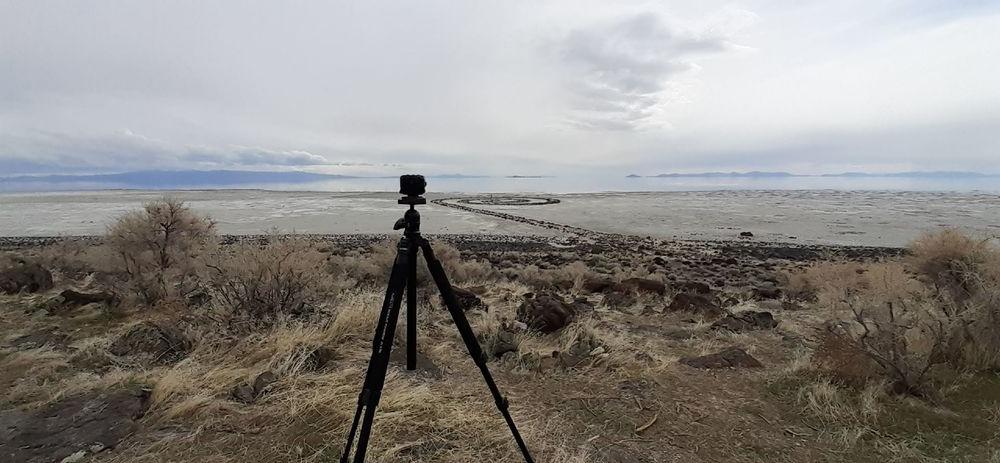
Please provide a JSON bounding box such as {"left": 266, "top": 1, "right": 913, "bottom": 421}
{"left": 908, "top": 230, "right": 1000, "bottom": 369}
{"left": 908, "top": 229, "right": 991, "bottom": 302}
{"left": 807, "top": 232, "right": 1000, "bottom": 394}
{"left": 107, "top": 198, "right": 216, "bottom": 304}
{"left": 816, "top": 263, "right": 951, "bottom": 395}
{"left": 34, "top": 239, "right": 117, "bottom": 279}
{"left": 782, "top": 261, "right": 868, "bottom": 303}
{"left": 208, "top": 239, "right": 327, "bottom": 321}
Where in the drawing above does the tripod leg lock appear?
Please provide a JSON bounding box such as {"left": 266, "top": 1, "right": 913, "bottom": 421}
{"left": 496, "top": 396, "right": 509, "bottom": 411}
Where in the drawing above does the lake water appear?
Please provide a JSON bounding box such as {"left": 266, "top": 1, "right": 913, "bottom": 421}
{"left": 2, "top": 189, "right": 998, "bottom": 247}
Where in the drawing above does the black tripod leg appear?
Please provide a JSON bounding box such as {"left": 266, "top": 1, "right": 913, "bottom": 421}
{"left": 417, "top": 238, "right": 535, "bottom": 463}
{"left": 406, "top": 236, "right": 418, "bottom": 370}
{"left": 341, "top": 241, "right": 411, "bottom": 463}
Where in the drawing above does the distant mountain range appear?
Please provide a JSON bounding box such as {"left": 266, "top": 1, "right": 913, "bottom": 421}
{"left": 0, "top": 170, "right": 355, "bottom": 187}
{"left": 629, "top": 171, "right": 1000, "bottom": 178}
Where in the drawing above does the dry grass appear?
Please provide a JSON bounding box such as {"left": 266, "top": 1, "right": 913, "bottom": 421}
{"left": 6, "top": 214, "right": 1000, "bottom": 462}
{"left": 327, "top": 240, "right": 500, "bottom": 290}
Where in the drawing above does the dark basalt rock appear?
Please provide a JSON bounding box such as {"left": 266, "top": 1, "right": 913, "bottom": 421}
{"left": 10, "top": 326, "right": 70, "bottom": 350}
{"left": 602, "top": 291, "right": 636, "bottom": 308}
{"left": 60, "top": 289, "right": 117, "bottom": 306}
{"left": 517, "top": 292, "right": 578, "bottom": 333}
{"left": 582, "top": 277, "right": 616, "bottom": 294}
{"left": 753, "top": 284, "right": 782, "bottom": 300}
{"left": 666, "top": 293, "right": 724, "bottom": 318}
{"left": 492, "top": 330, "right": 518, "bottom": 359}
{"left": 452, "top": 286, "right": 486, "bottom": 311}
{"left": 108, "top": 322, "right": 191, "bottom": 364}
{"left": 619, "top": 277, "right": 666, "bottom": 295}
{"left": 252, "top": 371, "right": 278, "bottom": 396}
{"left": 711, "top": 311, "right": 778, "bottom": 332}
{"left": 0, "top": 260, "right": 53, "bottom": 295}
{"left": 0, "top": 388, "right": 149, "bottom": 463}
{"left": 229, "top": 383, "right": 256, "bottom": 404}
{"left": 680, "top": 347, "right": 763, "bottom": 369}
{"left": 676, "top": 280, "right": 711, "bottom": 294}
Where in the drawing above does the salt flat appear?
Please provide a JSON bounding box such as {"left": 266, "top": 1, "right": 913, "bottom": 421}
{"left": 1, "top": 189, "right": 997, "bottom": 246}
{"left": 454, "top": 190, "right": 1000, "bottom": 246}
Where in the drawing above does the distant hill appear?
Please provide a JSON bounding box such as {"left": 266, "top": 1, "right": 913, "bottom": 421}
{"left": 639, "top": 171, "right": 998, "bottom": 178}
{"left": 0, "top": 170, "right": 355, "bottom": 187}
{"left": 649, "top": 171, "right": 795, "bottom": 178}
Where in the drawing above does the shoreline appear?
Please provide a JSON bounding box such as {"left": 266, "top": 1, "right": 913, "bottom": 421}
{"left": 0, "top": 232, "right": 904, "bottom": 259}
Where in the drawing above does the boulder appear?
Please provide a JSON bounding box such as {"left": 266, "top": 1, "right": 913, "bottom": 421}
{"left": 229, "top": 383, "right": 256, "bottom": 404}
{"left": 619, "top": 278, "right": 666, "bottom": 295}
{"left": 0, "top": 388, "right": 148, "bottom": 463}
{"left": 581, "top": 277, "right": 615, "bottom": 294}
{"left": 517, "top": 292, "right": 578, "bottom": 333}
{"left": 754, "top": 284, "right": 782, "bottom": 300}
{"left": 676, "top": 281, "right": 711, "bottom": 295}
{"left": 739, "top": 231, "right": 754, "bottom": 238}
{"left": 602, "top": 291, "right": 636, "bottom": 309}
{"left": 10, "top": 326, "right": 70, "bottom": 350}
{"left": 452, "top": 286, "right": 486, "bottom": 311}
{"left": 492, "top": 330, "right": 518, "bottom": 359}
{"left": 59, "top": 289, "right": 117, "bottom": 306}
{"left": 252, "top": 371, "right": 278, "bottom": 396}
{"left": 0, "top": 260, "right": 53, "bottom": 294}
{"left": 666, "top": 293, "right": 724, "bottom": 318}
{"left": 711, "top": 311, "right": 778, "bottom": 332}
{"left": 680, "top": 347, "right": 763, "bottom": 369}
{"left": 108, "top": 322, "right": 190, "bottom": 364}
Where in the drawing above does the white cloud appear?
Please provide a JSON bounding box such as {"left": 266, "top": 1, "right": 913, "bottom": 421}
{"left": 557, "top": 11, "right": 745, "bottom": 130}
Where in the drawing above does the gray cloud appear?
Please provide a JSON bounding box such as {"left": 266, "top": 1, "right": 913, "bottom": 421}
{"left": 182, "top": 146, "right": 328, "bottom": 167}
{"left": 558, "top": 12, "right": 736, "bottom": 131}
{"left": 1, "top": 130, "right": 331, "bottom": 174}
{"left": 1, "top": 1, "right": 998, "bottom": 176}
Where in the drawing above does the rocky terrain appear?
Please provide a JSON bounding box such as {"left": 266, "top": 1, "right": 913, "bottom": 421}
{"left": 1, "top": 199, "right": 997, "bottom": 463}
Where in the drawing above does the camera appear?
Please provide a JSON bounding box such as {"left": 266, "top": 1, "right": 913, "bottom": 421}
{"left": 398, "top": 174, "right": 427, "bottom": 205}
{"left": 399, "top": 174, "right": 426, "bottom": 196}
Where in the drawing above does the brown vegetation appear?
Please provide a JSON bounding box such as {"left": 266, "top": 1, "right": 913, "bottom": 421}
{"left": 106, "top": 198, "right": 216, "bottom": 305}
{"left": 2, "top": 202, "right": 998, "bottom": 462}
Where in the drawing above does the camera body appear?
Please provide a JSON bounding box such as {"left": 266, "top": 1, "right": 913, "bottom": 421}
{"left": 398, "top": 174, "right": 427, "bottom": 205}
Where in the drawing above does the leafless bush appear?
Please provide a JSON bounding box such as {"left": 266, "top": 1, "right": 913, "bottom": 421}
{"left": 208, "top": 239, "right": 327, "bottom": 321}
{"left": 808, "top": 231, "right": 1000, "bottom": 394}
{"left": 816, "top": 263, "right": 952, "bottom": 395}
{"left": 106, "top": 198, "right": 216, "bottom": 305}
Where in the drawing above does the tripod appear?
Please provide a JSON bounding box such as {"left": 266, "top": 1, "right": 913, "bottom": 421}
{"left": 340, "top": 196, "right": 535, "bottom": 463}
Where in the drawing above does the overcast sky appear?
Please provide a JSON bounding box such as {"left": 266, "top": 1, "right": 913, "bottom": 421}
{"left": 2, "top": 0, "right": 998, "bottom": 176}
